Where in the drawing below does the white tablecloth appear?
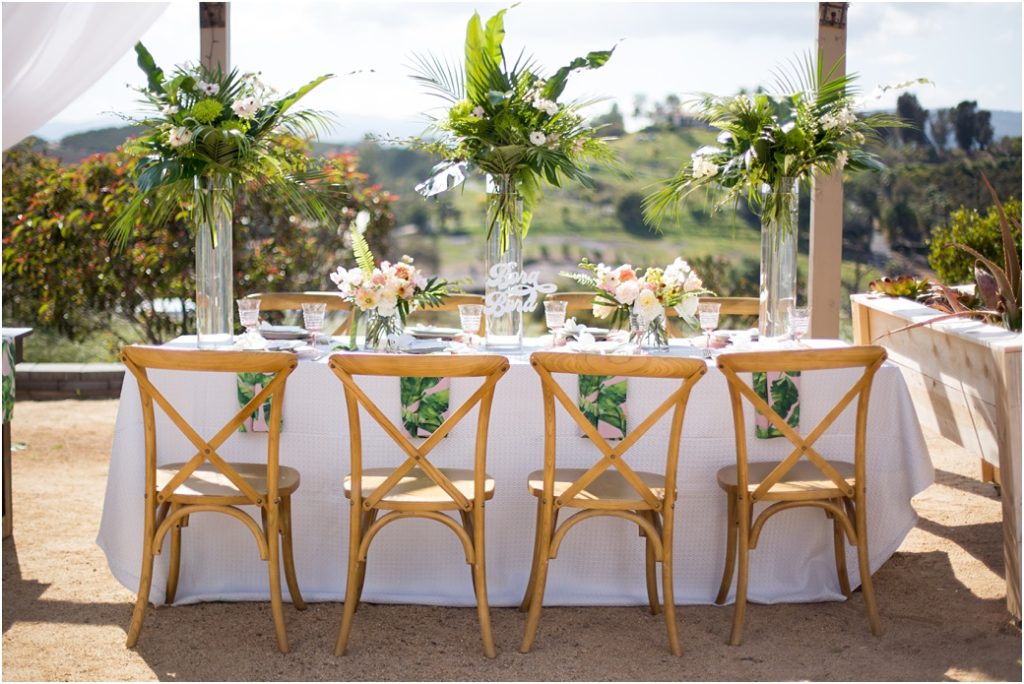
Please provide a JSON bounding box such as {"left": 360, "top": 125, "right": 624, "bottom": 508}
{"left": 97, "top": 338, "right": 933, "bottom": 607}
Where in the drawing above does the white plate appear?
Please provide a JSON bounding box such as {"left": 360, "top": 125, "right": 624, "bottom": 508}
{"left": 400, "top": 341, "right": 448, "bottom": 354}
{"left": 407, "top": 326, "right": 461, "bottom": 339}
{"left": 260, "top": 325, "right": 307, "bottom": 340}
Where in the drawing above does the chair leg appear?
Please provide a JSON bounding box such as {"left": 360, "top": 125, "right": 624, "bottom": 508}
{"left": 471, "top": 504, "right": 497, "bottom": 659}
{"left": 265, "top": 505, "right": 289, "bottom": 653}
{"left": 165, "top": 503, "right": 183, "bottom": 605}
{"left": 643, "top": 511, "right": 661, "bottom": 616}
{"left": 335, "top": 505, "right": 364, "bottom": 656}
{"left": 519, "top": 497, "right": 546, "bottom": 612}
{"left": 520, "top": 500, "right": 556, "bottom": 653}
{"left": 728, "top": 499, "right": 751, "bottom": 646}
{"left": 127, "top": 513, "right": 158, "bottom": 648}
{"left": 460, "top": 510, "right": 479, "bottom": 596}
{"left": 854, "top": 502, "right": 882, "bottom": 636}
{"left": 280, "top": 496, "right": 307, "bottom": 611}
{"left": 352, "top": 509, "right": 377, "bottom": 611}
{"left": 715, "top": 489, "right": 738, "bottom": 605}
{"left": 660, "top": 512, "right": 682, "bottom": 657}
{"left": 832, "top": 503, "right": 851, "bottom": 598}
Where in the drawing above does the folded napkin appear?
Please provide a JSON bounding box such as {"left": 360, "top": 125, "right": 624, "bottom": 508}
{"left": 2, "top": 337, "right": 14, "bottom": 423}
{"left": 753, "top": 370, "right": 801, "bottom": 439}
{"left": 401, "top": 376, "right": 450, "bottom": 438}
{"left": 578, "top": 374, "right": 628, "bottom": 440}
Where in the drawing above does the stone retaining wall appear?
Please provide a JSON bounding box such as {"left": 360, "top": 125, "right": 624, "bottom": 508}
{"left": 15, "top": 363, "right": 124, "bottom": 400}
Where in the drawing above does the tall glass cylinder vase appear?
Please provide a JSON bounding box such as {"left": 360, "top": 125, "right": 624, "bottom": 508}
{"left": 758, "top": 177, "right": 799, "bottom": 339}
{"left": 483, "top": 175, "right": 525, "bottom": 350}
{"left": 194, "top": 176, "right": 234, "bottom": 348}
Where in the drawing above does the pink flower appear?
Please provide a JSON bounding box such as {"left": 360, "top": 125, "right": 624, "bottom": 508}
{"left": 616, "top": 265, "right": 637, "bottom": 282}
{"left": 615, "top": 280, "right": 640, "bottom": 305}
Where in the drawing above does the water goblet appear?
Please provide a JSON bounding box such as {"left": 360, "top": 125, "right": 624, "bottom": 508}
{"left": 791, "top": 306, "right": 811, "bottom": 346}
{"left": 458, "top": 303, "right": 483, "bottom": 347}
{"left": 301, "top": 302, "right": 327, "bottom": 346}
{"left": 543, "top": 300, "right": 568, "bottom": 344}
{"left": 698, "top": 302, "right": 721, "bottom": 360}
{"left": 236, "top": 298, "right": 261, "bottom": 335}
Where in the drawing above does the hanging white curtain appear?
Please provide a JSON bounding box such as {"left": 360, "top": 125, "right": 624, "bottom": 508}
{"left": 2, "top": 2, "right": 169, "bottom": 149}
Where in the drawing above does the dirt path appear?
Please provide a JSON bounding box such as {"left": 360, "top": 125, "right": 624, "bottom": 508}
{"left": 2, "top": 400, "right": 1020, "bottom": 681}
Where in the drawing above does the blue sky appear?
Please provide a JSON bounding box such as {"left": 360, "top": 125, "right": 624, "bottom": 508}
{"left": 38, "top": 1, "right": 1023, "bottom": 142}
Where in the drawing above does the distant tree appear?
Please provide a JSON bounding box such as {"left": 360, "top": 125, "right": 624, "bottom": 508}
{"left": 954, "top": 100, "right": 979, "bottom": 152}
{"left": 929, "top": 198, "right": 1022, "bottom": 285}
{"left": 617, "top": 192, "right": 657, "bottom": 238}
{"left": 590, "top": 103, "right": 626, "bottom": 137}
{"left": 896, "top": 93, "right": 930, "bottom": 147}
{"left": 930, "top": 109, "right": 952, "bottom": 151}
{"left": 975, "top": 109, "right": 994, "bottom": 150}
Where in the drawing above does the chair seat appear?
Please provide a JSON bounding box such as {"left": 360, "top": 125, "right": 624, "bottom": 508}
{"left": 344, "top": 467, "right": 496, "bottom": 506}
{"left": 716, "top": 460, "right": 855, "bottom": 500}
{"left": 157, "top": 462, "right": 301, "bottom": 503}
{"left": 527, "top": 467, "right": 666, "bottom": 505}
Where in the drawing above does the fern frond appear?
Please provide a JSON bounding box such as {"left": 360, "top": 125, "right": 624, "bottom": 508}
{"left": 351, "top": 228, "right": 375, "bottom": 275}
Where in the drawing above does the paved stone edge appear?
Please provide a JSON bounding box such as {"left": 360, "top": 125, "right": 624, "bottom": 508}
{"left": 13, "top": 362, "right": 124, "bottom": 400}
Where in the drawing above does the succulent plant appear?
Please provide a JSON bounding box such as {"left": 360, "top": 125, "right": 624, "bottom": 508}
{"left": 868, "top": 276, "right": 933, "bottom": 300}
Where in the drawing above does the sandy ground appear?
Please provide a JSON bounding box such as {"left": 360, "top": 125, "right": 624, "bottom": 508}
{"left": 2, "top": 399, "right": 1020, "bottom": 682}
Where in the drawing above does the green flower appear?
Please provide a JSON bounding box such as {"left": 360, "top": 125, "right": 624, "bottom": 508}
{"left": 189, "top": 98, "right": 223, "bottom": 124}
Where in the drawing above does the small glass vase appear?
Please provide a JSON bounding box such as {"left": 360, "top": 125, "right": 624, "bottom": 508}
{"left": 363, "top": 311, "right": 402, "bottom": 352}
{"left": 484, "top": 174, "right": 525, "bottom": 351}
{"left": 629, "top": 312, "right": 669, "bottom": 353}
{"left": 194, "top": 175, "right": 234, "bottom": 348}
{"left": 758, "top": 177, "right": 799, "bottom": 339}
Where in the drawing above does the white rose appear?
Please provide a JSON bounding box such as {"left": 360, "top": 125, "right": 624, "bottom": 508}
{"left": 231, "top": 95, "right": 260, "bottom": 119}
{"left": 615, "top": 280, "right": 640, "bottom": 305}
{"left": 633, "top": 289, "right": 664, "bottom": 325}
{"left": 529, "top": 131, "right": 546, "bottom": 146}
{"left": 167, "top": 127, "right": 193, "bottom": 147}
{"left": 675, "top": 296, "right": 699, "bottom": 318}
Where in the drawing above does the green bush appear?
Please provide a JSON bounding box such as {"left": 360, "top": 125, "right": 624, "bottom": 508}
{"left": 928, "top": 198, "right": 1022, "bottom": 285}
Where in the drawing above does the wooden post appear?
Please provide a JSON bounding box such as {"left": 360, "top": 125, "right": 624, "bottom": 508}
{"left": 199, "top": 2, "right": 229, "bottom": 72}
{"left": 808, "top": 2, "right": 848, "bottom": 339}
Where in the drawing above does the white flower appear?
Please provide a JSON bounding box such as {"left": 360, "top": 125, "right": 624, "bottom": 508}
{"left": 231, "top": 95, "right": 260, "bottom": 119}
{"left": 197, "top": 80, "right": 220, "bottom": 96}
{"left": 529, "top": 131, "right": 547, "bottom": 146}
{"left": 377, "top": 294, "right": 398, "bottom": 318}
{"left": 353, "top": 210, "right": 371, "bottom": 235}
{"left": 692, "top": 155, "right": 719, "bottom": 179}
{"left": 533, "top": 98, "right": 559, "bottom": 116}
{"left": 167, "top": 127, "right": 193, "bottom": 147}
{"left": 633, "top": 289, "right": 664, "bottom": 325}
{"left": 615, "top": 280, "right": 640, "bottom": 306}
{"left": 675, "top": 296, "right": 699, "bottom": 318}
{"left": 684, "top": 272, "right": 703, "bottom": 292}
{"left": 836, "top": 150, "right": 849, "bottom": 170}
{"left": 161, "top": 104, "right": 179, "bottom": 116}
{"left": 471, "top": 105, "right": 485, "bottom": 118}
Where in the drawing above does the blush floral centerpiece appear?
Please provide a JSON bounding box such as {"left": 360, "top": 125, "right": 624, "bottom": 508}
{"left": 330, "top": 230, "right": 449, "bottom": 351}
{"left": 645, "top": 54, "right": 920, "bottom": 337}
{"left": 563, "top": 258, "right": 711, "bottom": 351}
{"left": 112, "top": 43, "right": 335, "bottom": 347}
{"left": 410, "top": 7, "right": 618, "bottom": 349}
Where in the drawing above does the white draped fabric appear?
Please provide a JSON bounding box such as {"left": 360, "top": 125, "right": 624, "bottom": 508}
{"left": 2, "top": 2, "right": 168, "bottom": 149}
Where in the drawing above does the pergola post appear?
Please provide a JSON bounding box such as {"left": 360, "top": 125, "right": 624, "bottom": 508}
{"left": 199, "top": 2, "right": 229, "bottom": 71}
{"left": 808, "top": 2, "right": 848, "bottom": 338}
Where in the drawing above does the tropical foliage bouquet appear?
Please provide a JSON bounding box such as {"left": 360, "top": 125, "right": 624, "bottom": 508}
{"left": 112, "top": 42, "right": 334, "bottom": 243}
{"left": 330, "top": 230, "right": 449, "bottom": 348}
{"left": 644, "top": 54, "right": 916, "bottom": 229}
{"left": 563, "top": 258, "right": 712, "bottom": 346}
{"left": 411, "top": 8, "right": 618, "bottom": 250}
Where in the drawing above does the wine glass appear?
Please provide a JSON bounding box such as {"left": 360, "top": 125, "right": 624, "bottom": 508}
{"left": 301, "top": 302, "right": 327, "bottom": 346}
{"left": 543, "top": 299, "right": 568, "bottom": 342}
{"left": 698, "top": 302, "right": 721, "bottom": 359}
{"left": 236, "top": 298, "right": 261, "bottom": 336}
{"left": 791, "top": 306, "right": 811, "bottom": 346}
{"left": 458, "top": 303, "right": 483, "bottom": 347}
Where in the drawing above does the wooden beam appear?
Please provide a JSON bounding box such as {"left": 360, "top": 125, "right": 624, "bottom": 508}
{"left": 808, "top": 2, "right": 848, "bottom": 339}
{"left": 199, "top": 2, "right": 229, "bottom": 72}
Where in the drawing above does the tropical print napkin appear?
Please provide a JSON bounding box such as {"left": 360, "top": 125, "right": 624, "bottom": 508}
{"left": 2, "top": 337, "right": 14, "bottom": 423}
{"left": 753, "top": 370, "right": 801, "bottom": 439}
{"left": 236, "top": 372, "right": 275, "bottom": 432}
{"left": 578, "top": 375, "right": 628, "bottom": 440}
{"left": 400, "top": 376, "right": 451, "bottom": 438}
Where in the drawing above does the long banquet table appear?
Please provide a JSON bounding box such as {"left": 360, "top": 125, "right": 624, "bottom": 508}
{"left": 97, "top": 337, "right": 934, "bottom": 608}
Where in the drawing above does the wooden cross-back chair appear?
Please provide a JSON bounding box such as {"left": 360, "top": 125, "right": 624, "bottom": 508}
{"left": 520, "top": 352, "right": 707, "bottom": 656}
{"left": 665, "top": 296, "right": 760, "bottom": 337}
{"left": 328, "top": 353, "right": 510, "bottom": 657}
{"left": 120, "top": 347, "right": 304, "bottom": 653}
{"left": 244, "top": 291, "right": 353, "bottom": 335}
{"left": 545, "top": 291, "right": 596, "bottom": 313}
{"left": 714, "top": 346, "right": 888, "bottom": 645}
{"left": 408, "top": 293, "right": 487, "bottom": 335}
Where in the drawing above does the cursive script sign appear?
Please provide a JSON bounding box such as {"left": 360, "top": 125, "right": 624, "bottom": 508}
{"left": 484, "top": 264, "right": 556, "bottom": 317}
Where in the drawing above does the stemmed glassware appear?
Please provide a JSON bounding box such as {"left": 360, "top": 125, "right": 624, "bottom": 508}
{"left": 301, "top": 302, "right": 327, "bottom": 346}
{"left": 697, "top": 302, "right": 721, "bottom": 359}
{"left": 543, "top": 300, "right": 568, "bottom": 344}
{"left": 790, "top": 306, "right": 811, "bottom": 346}
{"left": 236, "top": 298, "right": 261, "bottom": 337}
{"left": 458, "top": 303, "right": 484, "bottom": 347}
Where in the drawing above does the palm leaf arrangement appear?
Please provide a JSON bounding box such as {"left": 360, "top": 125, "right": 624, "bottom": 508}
{"left": 410, "top": 7, "right": 619, "bottom": 251}
{"left": 644, "top": 52, "right": 923, "bottom": 229}
{"left": 111, "top": 42, "right": 336, "bottom": 245}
